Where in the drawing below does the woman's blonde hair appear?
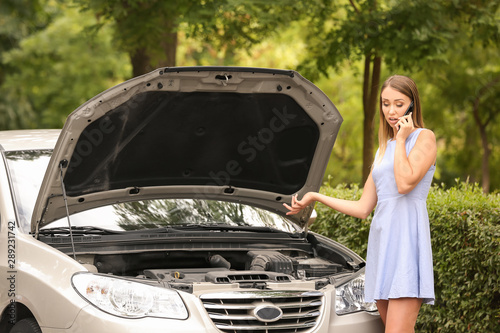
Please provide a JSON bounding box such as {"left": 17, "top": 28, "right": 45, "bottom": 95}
{"left": 376, "top": 75, "right": 424, "bottom": 164}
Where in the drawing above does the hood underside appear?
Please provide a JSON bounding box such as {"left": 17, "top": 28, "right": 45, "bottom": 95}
{"left": 32, "top": 67, "right": 342, "bottom": 232}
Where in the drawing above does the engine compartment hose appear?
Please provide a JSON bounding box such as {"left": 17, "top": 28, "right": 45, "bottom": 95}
{"left": 209, "top": 254, "right": 231, "bottom": 269}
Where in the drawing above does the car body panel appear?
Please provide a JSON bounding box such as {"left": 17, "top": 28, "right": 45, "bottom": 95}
{"left": 36, "top": 288, "right": 383, "bottom": 333}
{"left": 0, "top": 130, "right": 60, "bottom": 151}
{"left": 31, "top": 67, "right": 342, "bottom": 232}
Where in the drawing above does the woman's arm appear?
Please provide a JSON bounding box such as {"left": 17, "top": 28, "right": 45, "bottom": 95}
{"left": 284, "top": 172, "right": 378, "bottom": 219}
{"left": 394, "top": 129, "right": 437, "bottom": 194}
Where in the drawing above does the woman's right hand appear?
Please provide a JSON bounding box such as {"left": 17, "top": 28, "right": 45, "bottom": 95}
{"left": 283, "top": 192, "right": 317, "bottom": 215}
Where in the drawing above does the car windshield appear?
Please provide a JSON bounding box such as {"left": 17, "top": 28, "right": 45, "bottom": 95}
{"left": 5, "top": 150, "right": 300, "bottom": 234}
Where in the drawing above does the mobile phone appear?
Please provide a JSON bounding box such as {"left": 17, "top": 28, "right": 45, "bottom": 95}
{"left": 398, "top": 101, "right": 414, "bottom": 131}
{"left": 404, "top": 101, "right": 414, "bottom": 116}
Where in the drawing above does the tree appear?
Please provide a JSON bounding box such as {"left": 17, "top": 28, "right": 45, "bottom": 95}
{"left": 0, "top": 0, "right": 48, "bottom": 82}
{"left": 298, "top": 0, "right": 500, "bottom": 184}
{"left": 74, "top": 0, "right": 306, "bottom": 77}
{"left": 73, "top": 0, "right": 186, "bottom": 77}
{"left": 0, "top": 0, "right": 49, "bottom": 129}
{"left": 415, "top": 0, "right": 500, "bottom": 193}
{"left": 1, "top": 2, "right": 130, "bottom": 128}
{"left": 471, "top": 75, "right": 500, "bottom": 193}
{"left": 422, "top": 40, "right": 500, "bottom": 193}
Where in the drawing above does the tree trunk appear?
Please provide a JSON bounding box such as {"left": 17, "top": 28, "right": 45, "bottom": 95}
{"left": 130, "top": 20, "right": 178, "bottom": 77}
{"left": 472, "top": 97, "right": 491, "bottom": 194}
{"left": 471, "top": 75, "right": 499, "bottom": 193}
{"left": 157, "top": 21, "right": 178, "bottom": 68}
{"left": 361, "top": 54, "right": 381, "bottom": 184}
{"left": 131, "top": 47, "right": 151, "bottom": 78}
{"left": 480, "top": 128, "right": 490, "bottom": 194}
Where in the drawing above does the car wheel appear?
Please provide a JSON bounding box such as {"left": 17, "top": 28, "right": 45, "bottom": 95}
{"left": 10, "top": 318, "right": 42, "bottom": 333}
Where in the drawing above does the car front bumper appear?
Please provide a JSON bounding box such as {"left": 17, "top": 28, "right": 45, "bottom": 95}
{"left": 39, "top": 290, "right": 384, "bottom": 333}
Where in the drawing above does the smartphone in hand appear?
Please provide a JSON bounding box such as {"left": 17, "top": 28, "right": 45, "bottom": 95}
{"left": 403, "top": 101, "right": 414, "bottom": 116}
{"left": 398, "top": 101, "right": 414, "bottom": 131}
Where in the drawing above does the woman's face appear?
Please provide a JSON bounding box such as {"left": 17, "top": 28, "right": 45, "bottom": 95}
{"left": 381, "top": 86, "right": 412, "bottom": 132}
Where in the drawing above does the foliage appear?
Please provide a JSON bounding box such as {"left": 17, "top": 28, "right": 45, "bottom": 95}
{"left": 297, "top": 0, "right": 452, "bottom": 183}
{"left": 316, "top": 70, "right": 366, "bottom": 185}
{"left": 418, "top": 35, "right": 500, "bottom": 192}
{"left": 419, "top": 181, "right": 500, "bottom": 332}
{"left": 182, "top": 0, "right": 306, "bottom": 55}
{"left": 73, "top": 0, "right": 190, "bottom": 74}
{"left": 299, "top": 0, "right": 499, "bottom": 80}
{"left": 73, "top": 0, "right": 307, "bottom": 75}
{"left": 1, "top": 2, "right": 130, "bottom": 128}
{"left": 310, "top": 179, "right": 372, "bottom": 257}
{"left": 0, "top": 0, "right": 48, "bottom": 66}
{"left": 296, "top": 0, "right": 500, "bottom": 187}
{"left": 311, "top": 181, "right": 500, "bottom": 332}
{"left": 0, "top": 0, "right": 51, "bottom": 129}
{"left": 178, "top": 18, "right": 309, "bottom": 69}
{"left": 1, "top": 0, "right": 500, "bottom": 191}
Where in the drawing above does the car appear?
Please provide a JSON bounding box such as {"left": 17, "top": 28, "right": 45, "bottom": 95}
{"left": 0, "top": 67, "right": 384, "bottom": 332}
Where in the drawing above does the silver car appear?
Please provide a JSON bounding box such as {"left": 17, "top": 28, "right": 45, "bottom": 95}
{"left": 0, "top": 67, "right": 384, "bottom": 332}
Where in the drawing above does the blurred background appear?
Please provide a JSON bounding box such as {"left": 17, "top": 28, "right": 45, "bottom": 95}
{"left": 1, "top": 0, "right": 499, "bottom": 192}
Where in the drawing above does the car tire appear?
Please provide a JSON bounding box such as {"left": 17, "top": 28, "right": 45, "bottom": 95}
{"left": 10, "top": 318, "right": 42, "bottom": 333}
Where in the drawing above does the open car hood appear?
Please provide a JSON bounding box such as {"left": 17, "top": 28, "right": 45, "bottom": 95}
{"left": 31, "top": 67, "right": 342, "bottom": 233}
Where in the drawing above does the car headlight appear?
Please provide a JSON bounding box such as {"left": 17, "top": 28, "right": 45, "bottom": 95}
{"left": 335, "top": 273, "right": 378, "bottom": 315}
{"left": 72, "top": 272, "right": 188, "bottom": 319}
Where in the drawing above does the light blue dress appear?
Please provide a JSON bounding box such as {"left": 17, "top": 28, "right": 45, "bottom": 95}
{"left": 365, "top": 128, "right": 435, "bottom": 305}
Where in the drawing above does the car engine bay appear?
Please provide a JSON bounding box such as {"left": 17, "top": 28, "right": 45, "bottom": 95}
{"left": 41, "top": 231, "right": 359, "bottom": 292}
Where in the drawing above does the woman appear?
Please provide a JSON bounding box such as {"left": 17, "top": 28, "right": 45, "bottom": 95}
{"left": 284, "top": 75, "right": 436, "bottom": 332}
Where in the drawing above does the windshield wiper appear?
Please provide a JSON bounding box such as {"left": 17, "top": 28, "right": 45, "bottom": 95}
{"left": 38, "top": 225, "right": 303, "bottom": 237}
{"left": 37, "top": 226, "right": 121, "bottom": 235}
{"left": 171, "top": 224, "right": 302, "bottom": 236}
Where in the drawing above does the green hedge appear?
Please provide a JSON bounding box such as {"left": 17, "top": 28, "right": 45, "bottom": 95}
{"left": 311, "top": 180, "right": 500, "bottom": 332}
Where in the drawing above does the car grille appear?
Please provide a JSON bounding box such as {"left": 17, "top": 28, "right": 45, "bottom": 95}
{"left": 200, "top": 290, "right": 324, "bottom": 333}
{"left": 215, "top": 274, "right": 292, "bottom": 284}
